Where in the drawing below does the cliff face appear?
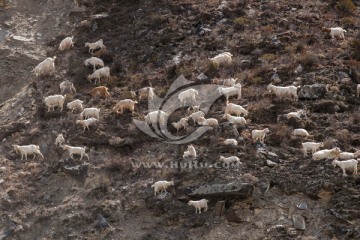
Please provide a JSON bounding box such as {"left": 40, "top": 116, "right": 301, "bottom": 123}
{"left": 1, "top": 0, "right": 360, "bottom": 239}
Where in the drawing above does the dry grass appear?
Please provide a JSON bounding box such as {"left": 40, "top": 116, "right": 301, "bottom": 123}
{"left": 336, "top": 0, "right": 356, "bottom": 15}
{"left": 297, "top": 53, "right": 319, "bottom": 71}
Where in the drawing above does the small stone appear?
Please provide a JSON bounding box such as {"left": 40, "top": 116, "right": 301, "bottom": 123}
{"left": 266, "top": 159, "right": 277, "bottom": 167}
{"left": 294, "top": 64, "right": 303, "bottom": 74}
{"left": 197, "top": 73, "right": 208, "bottom": 81}
{"left": 293, "top": 214, "right": 306, "bottom": 230}
{"left": 297, "top": 203, "right": 307, "bottom": 210}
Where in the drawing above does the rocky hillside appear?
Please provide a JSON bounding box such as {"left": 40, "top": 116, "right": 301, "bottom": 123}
{"left": 1, "top": 0, "right": 360, "bottom": 239}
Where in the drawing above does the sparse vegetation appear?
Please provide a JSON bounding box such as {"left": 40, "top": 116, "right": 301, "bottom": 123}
{"left": 298, "top": 53, "right": 320, "bottom": 70}
{"left": 233, "top": 17, "right": 251, "bottom": 29}
{"left": 350, "top": 38, "right": 360, "bottom": 60}
{"left": 261, "top": 53, "right": 277, "bottom": 62}
{"left": 341, "top": 16, "right": 357, "bottom": 27}
{"left": 336, "top": 0, "right": 356, "bottom": 15}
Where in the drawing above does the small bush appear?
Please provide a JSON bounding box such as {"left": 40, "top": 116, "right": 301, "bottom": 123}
{"left": 336, "top": 0, "right": 356, "bottom": 15}
{"left": 261, "top": 53, "right": 277, "bottom": 62}
{"left": 341, "top": 16, "right": 357, "bottom": 27}
{"left": 298, "top": 53, "right": 319, "bottom": 70}
{"left": 350, "top": 39, "right": 360, "bottom": 61}
{"left": 233, "top": 17, "right": 251, "bottom": 29}
{"left": 251, "top": 77, "right": 262, "bottom": 85}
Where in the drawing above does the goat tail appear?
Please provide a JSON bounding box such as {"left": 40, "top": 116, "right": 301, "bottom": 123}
{"left": 151, "top": 184, "right": 155, "bottom": 188}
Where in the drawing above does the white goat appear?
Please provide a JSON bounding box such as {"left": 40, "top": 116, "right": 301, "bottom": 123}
{"left": 178, "top": 88, "right": 199, "bottom": 106}
{"left": 84, "top": 57, "right": 104, "bottom": 71}
{"left": 225, "top": 102, "right": 248, "bottom": 117}
{"left": 12, "top": 144, "right": 44, "bottom": 160}
{"left": 223, "top": 114, "right": 246, "bottom": 126}
{"left": 112, "top": 99, "right": 138, "bottom": 114}
{"left": 32, "top": 56, "right": 56, "bottom": 77}
{"left": 219, "top": 156, "right": 241, "bottom": 164}
{"left": 209, "top": 52, "right": 232, "bottom": 66}
{"left": 312, "top": 147, "right": 341, "bottom": 160}
{"left": 197, "top": 117, "right": 219, "bottom": 127}
{"left": 183, "top": 145, "right": 196, "bottom": 159}
{"left": 80, "top": 108, "right": 100, "bottom": 119}
{"left": 76, "top": 117, "right": 98, "bottom": 131}
{"left": 151, "top": 180, "right": 174, "bottom": 196}
{"left": 188, "top": 111, "right": 205, "bottom": 124}
{"left": 55, "top": 134, "right": 65, "bottom": 147}
{"left": 44, "top": 94, "right": 66, "bottom": 111}
{"left": 339, "top": 150, "right": 360, "bottom": 160}
{"left": 293, "top": 128, "right": 312, "bottom": 138}
{"left": 60, "top": 80, "right": 76, "bottom": 94}
{"left": 267, "top": 83, "right": 298, "bottom": 101}
{"left": 252, "top": 128, "right": 271, "bottom": 144}
{"left": 287, "top": 109, "right": 306, "bottom": 119}
{"left": 323, "top": 27, "right": 346, "bottom": 40}
{"left": 144, "top": 110, "right": 168, "bottom": 126}
{"left": 85, "top": 39, "right": 104, "bottom": 54}
{"left": 131, "top": 87, "right": 155, "bottom": 101}
{"left": 67, "top": 99, "right": 84, "bottom": 112}
{"left": 302, "top": 142, "right": 324, "bottom": 156}
{"left": 62, "top": 145, "right": 89, "bottom": 160}
{"left": 58, "top": 36, "right": 74, "bottom": 51}
{"left": 172, "top": 117, "right": 189, "bottom": 134}
{"left": 188, "top": 199, "right": 208, "bottom": 214}
{"left": 88, "top": 66, "right": 110, "bottom": 84}
{"left": 218, "top": 83, "right": 242, "bottom": 100}
{"left": 223, "top": 139, "right": 238, "bottom": 146}
{"left": 332, "top": 159, "right": 359, "bottom": 176}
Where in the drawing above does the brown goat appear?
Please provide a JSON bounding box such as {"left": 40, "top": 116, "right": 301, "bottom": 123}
{"left": 90, "top": 86, "right": 110, "bottom": 98}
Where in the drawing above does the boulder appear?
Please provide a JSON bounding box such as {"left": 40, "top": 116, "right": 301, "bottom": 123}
{"left": 188, "top": 181, "right": 254, "bottom": 198}
{"left": 298, "top": 84, "right": 327, "bottom": 100}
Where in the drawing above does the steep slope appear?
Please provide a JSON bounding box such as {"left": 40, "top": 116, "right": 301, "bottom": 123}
{"left": 1, "top": 0, "right": 360, "bottom": 239}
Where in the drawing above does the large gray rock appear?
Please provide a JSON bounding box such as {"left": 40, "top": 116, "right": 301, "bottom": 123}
{"left": 188, "top": 181, "right": 254, "bottom": 198}
{"left": 298, "top": 84, "right": 327, "bottom": 100}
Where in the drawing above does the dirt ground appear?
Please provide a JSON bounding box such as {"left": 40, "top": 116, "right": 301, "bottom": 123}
{"left": 1, "top": 0, "right": 360, "bottom": 239}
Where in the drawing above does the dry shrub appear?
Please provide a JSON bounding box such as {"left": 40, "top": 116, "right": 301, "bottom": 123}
{"left": 261, "top": 53, "right": 277, "bottom": 63}
{"left": 267, "top": 124, "right": 291, "bottom": 147}
{"left": 350, "top": 38, "right": 360, "bottom": 61}
{"left": 298, "top": 53, "right": 319, "bottom": 71}
{"left": 248, "top": 99, "right": 277, "bottom": 124}
{"left": 233, "top": 17, "right": 251, "bottom": 29}
{"left": 294, "top": 42, "right": 306, "bottom": 54}
{"left": 85, "top": 174, "right": 111, "bottom": 190}
{"left": 336, "top": 0, "right": 356, "bottom": 15}
{"left": 106, "top": 159, "right": 123, "bottom": 172}
{"left": 336, "top": 129, "right": 351, "bottom": 149}
{"left": 323, "top": 138, "right": 338, "bottom": 149}
{"left": 341, "top": 16, "right": 357, "bottom": 27}
{"left": 109, "top": 136, "right": 125, "bottom": 146}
